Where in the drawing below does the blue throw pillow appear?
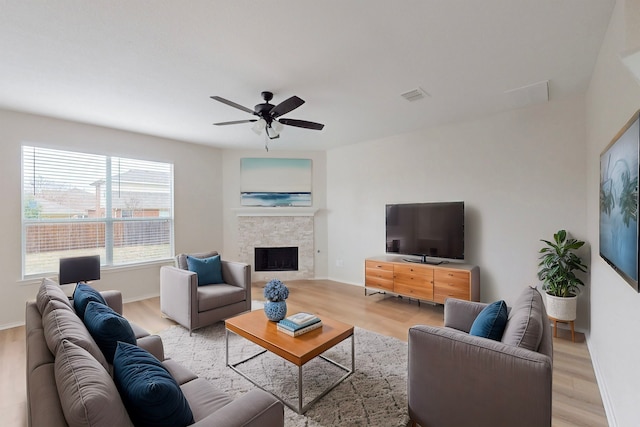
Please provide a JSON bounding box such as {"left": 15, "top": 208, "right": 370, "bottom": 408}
{"left": 83, "top": 301, "right": 136, "bottom": 363}
{"left": 73, "top": 283, "right": 107, "bottom": 320}
{"left": 469, "top": 300, "right": 508, "bottom": 341}
{"left": 186, "top": 254, "right": 223, "bottom": 286}
{"left": 113, "top": 342, "right": 194, "bottom": 427}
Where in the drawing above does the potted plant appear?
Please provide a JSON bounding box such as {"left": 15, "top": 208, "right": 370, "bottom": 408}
{"left": 263, "top": 278, "right": 289, "bottom": 321}
{"left": 537, "top": 229, "right": 588, "bottom": 321}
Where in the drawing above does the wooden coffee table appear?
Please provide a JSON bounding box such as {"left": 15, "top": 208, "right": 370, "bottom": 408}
{"left": 225, "top": 310, "right": 355, "bottom": 414}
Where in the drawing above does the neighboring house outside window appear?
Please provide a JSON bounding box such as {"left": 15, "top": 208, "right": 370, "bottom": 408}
{"left": 21, "top": 146, "right": 174, "bottom": 277}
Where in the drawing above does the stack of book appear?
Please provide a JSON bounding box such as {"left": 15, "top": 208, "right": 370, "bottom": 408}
{"left": 277, "top": 312, "right": 322, "bottom": 337}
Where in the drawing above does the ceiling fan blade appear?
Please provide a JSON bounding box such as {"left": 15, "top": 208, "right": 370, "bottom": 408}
{"left": 270, "top": 96, "right": 305, "bottom": 119}
{"left": 279, "top": 118, "right": 325, "bottom": 130}
{"left": 210, "top": 96, "right": 255, "bottom": 114}
{"left": 213, "top": 119, "right": 257, "bottom": 126}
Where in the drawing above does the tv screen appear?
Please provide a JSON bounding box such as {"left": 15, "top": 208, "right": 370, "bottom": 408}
{"left": 386, "top": 201, "right": 464, "bottom": 263}
{"left": 599, "top": 109, "right": 640, "bottom": 292}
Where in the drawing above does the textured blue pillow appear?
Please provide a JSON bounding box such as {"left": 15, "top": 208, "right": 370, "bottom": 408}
{"left": 469, "top": 300, "right": 508, "bottom": 341}
{"left": 72, "top": 283, "right": 107, "bottom": 320}
{"left": 83, "top": 301, "right": 136, "bottom": 363}
{"left": 113, "top": 342, "right": 194, "bottom": 427}
{"left": 186, "top": 254, "right": 223, "bottom": 285}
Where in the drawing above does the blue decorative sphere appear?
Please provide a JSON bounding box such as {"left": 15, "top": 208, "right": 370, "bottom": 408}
{"left": 264, "top": 300, "right": 287, "bottom": 321}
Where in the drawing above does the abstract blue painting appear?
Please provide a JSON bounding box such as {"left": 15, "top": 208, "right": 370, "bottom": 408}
{"left": 240, "top": 158, "right": 312, "bottom": 207}
{"left": 599, "top": 110, "right": 639, "bottom": 291}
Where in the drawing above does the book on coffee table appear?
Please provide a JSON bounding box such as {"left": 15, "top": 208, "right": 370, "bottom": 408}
{"left": 286, "top": 312, "right": 318, "bottom": 325}
{"left": 277, "top": 320, "right": 323, "bottom": 337}
{"left": 279, "top": 313, "right": 320, "bottom": 330}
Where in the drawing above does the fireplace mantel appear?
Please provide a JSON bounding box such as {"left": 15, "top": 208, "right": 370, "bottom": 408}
{"left": 233, "top": 207, "right": 318, "bottom": 217}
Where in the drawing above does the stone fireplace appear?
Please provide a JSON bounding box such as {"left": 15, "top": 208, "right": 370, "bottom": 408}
{"left": 236, "top": 210, "right": 315, "bottom": 281}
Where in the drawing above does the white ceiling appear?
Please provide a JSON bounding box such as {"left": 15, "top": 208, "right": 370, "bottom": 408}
{"left": 0, "top": 0, "right": 615, "bottom": 151}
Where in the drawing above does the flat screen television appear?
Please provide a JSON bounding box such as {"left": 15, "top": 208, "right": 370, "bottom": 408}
{"left": 599, "top": 109, "right": 640, "bottom": 292}
{"left": 386, "top": 201, "right": 464, "bottom": 264}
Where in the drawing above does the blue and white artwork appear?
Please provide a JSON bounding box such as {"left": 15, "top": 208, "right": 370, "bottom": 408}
{"left": 599, "top": 114, "right": 639, "bottom": 288}
{"left": 240, "top": 158, "right": 312, "bottom": 207}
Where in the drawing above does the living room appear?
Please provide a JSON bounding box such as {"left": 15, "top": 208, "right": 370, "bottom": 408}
{"left": 2, "top": 1, "right": 640, "bottom": 426}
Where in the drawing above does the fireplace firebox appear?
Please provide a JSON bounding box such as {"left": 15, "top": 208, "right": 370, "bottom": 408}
{"left": 254, "top": 247, "right": 299, "bottom": 272}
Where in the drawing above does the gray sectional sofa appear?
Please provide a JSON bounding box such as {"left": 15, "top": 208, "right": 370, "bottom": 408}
{"left": 26, "top": 278, "right": 284, "bottom": 427}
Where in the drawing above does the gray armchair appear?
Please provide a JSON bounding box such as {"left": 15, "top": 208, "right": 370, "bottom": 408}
{"left": 408, "top": 286, "right": 553, "bottom": 427}
{"left": 160, "top": 251, "right": 251, "bottom": 334}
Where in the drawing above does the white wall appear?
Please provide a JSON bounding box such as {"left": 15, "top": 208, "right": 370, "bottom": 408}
{"left": 326, "top": 95, "right": 589, "bottom": 323}
{"left": 585, "top": 0, "right": 640, "bottom": 425}
{"left": 220, "top": 149, "right": 328, "bottom": 279}
{"left": 0, "top": 109, "right": 223, "bottom": 328}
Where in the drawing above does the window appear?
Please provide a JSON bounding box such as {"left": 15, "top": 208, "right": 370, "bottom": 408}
{"left": 22, "top": 146, "right": 174, "bottom": 277}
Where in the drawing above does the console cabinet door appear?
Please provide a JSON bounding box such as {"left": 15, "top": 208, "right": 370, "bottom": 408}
{"left": 433, "top": 269, "right": 471, "bottom": 303}
{"left": 365, "top": 260, "right": 394, "bottom": 291}
{"left": 393, "top": 264, "right": 434, "bottom": 300}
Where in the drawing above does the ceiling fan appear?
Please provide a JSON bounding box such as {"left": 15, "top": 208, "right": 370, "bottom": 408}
{"left": 211, "top": 91, "right": 325, "bottom": 142}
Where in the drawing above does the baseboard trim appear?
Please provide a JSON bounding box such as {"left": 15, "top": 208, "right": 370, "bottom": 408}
{"left": 122, "top": 292, "right": 160, "bottom": 304}
{"left": 585, "top": 331, "right": 617, "bottom": 426}
{"left": 326, "top": 277, "right": 362, "bottom": 287}
{"left": 0, "top": 321, "right": 25, "bottom": 331}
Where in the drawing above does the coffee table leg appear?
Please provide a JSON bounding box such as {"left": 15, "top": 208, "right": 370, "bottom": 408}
{"left": 298, "top": 365, "right": 303, "bottom": 414}
{"left": 225, "top": 328, "right": 229, "bottom": 367}
{"left": 302, "top": 332, "right": 354, "bottom": 413}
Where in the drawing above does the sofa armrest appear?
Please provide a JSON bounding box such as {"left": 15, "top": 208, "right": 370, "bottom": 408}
{"left": 408, "top": 325, "right": 552, "bottom": 427}
{"left": 191, "top": 389, "right": 284, "bottom": 427}
{"left": 443, "top": 298, "right": 487, "bottom": 332}
{"left": 160, "top": 266, "right": 198, "bottom": 330}
{"left": 221, "top": 261, "right": 251, "bottom": 290}
{"left": 100, "top": 290, "right": 123, "bottom": 315}
{"left": 136, "top": 335, "right": 165, "bottom": 361}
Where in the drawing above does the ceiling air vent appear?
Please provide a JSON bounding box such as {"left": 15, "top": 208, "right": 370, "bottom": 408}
{"left": 401, "top": 87, "right": 429, "bottom": 102}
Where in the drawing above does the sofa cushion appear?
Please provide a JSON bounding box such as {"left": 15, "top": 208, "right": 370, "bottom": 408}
{"left": 113, "top": 342, "right": 194, "bottom": 427}
{"left": 180, "top": 377, "right": 234, "bottom": 422}
{"left": 73, "top": 283, "right": 107, "bottom": 320}
{"left": 469, "top": 300, "right": 508, "bottom": 341}
{"left": 55, "top": 339, "right": 133, "bottom": 427}
{"left": 187, "top": 254, "right": 223, "bottom": 286}
{"left": 43, "top": 305, "right": 109, "bottom": 370}
{"left": 501, "top": 286, "right": 545, "bottom": 351}
{"left": 84, "top": 301, "right": 136, "bottom": 363}
{"left": 36, "top": 277, "right": 73, "bottom": 315}
{"left": 198, "top": 284, "right": 246, "bottom": 312}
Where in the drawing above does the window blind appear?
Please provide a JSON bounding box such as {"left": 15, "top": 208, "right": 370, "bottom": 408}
{"left": 22, "top": 146, "right": 174, "bottom": 277}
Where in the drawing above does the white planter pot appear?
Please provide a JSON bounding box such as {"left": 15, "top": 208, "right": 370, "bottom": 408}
{"left": 545, "top": 293, "right": 578, "bottom": 321}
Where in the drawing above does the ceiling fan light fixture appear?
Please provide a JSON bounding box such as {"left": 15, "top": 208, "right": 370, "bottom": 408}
{"left": 272, "top": 121, "right": 283, "bottom": 133}
{"left": 252, "top": 118, "right": 266, "bottom": 134}
{"left": 266, "top": 124, "right": 280, "bottom": 139}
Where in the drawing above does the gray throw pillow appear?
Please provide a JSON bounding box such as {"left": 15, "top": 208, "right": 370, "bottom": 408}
{"left": 501, "top": 286, "right": 544, "bottom": 351}
{"left": 36, "top": 277, "right": 73, "bottom": 315}
{"left": 55, "top": 339, "right": 133, "bottom": 427}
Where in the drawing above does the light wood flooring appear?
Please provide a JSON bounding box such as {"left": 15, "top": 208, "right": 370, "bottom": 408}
{"left": 2, "top": 279, "right": 607, "bottom": 426}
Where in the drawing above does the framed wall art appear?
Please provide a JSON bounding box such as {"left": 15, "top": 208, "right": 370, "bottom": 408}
{"left": 599, "top": 109, "right": 640, "bottom": 291}
{"left": 240, "top": 158, "right": 312, "bottom": 207}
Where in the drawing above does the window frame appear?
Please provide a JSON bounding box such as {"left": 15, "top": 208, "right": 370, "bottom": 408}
{"left": 21, "top": 145, "right": 175, "bottom": 278}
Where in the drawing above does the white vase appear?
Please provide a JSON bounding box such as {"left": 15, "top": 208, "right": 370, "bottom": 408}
{"left": 545, "top": 293, "right": 578, "bottom": 321}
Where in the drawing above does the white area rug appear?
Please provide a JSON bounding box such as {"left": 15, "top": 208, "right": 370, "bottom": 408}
{"left": 159, "top": 322, "right": 410, "bottom": 426}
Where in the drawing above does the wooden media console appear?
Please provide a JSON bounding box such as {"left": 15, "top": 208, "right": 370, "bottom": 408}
{"left": 365, "top": 256, "right": 480, "bottom": 303}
